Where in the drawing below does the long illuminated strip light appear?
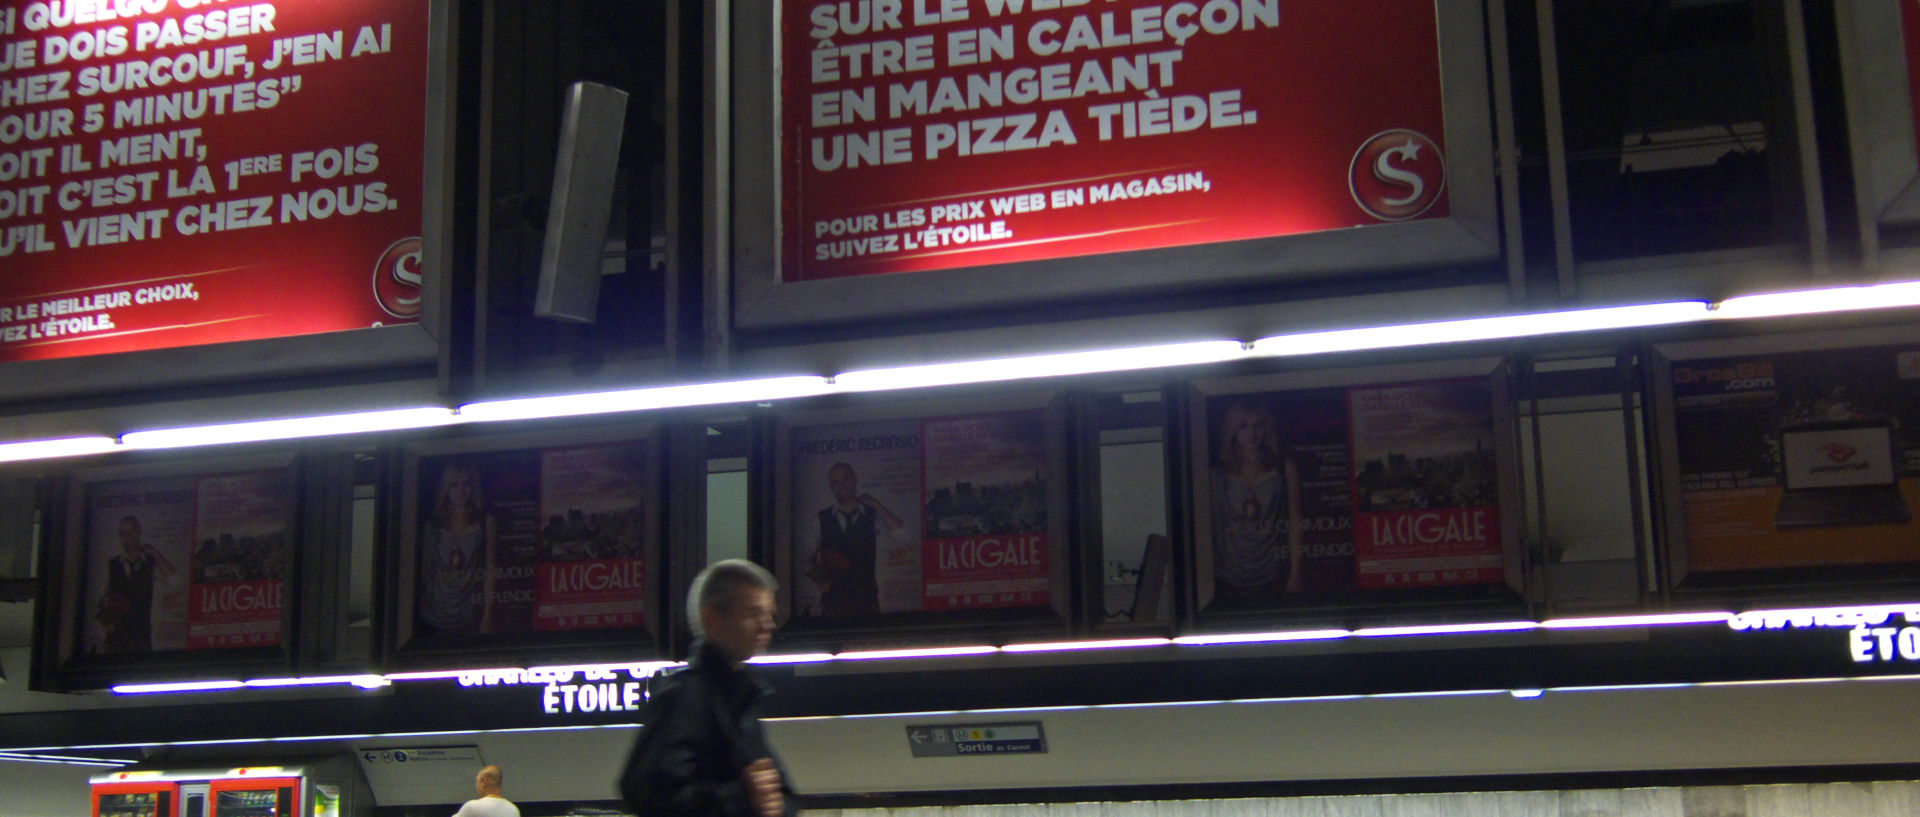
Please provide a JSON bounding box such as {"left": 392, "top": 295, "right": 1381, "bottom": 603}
{"left": 1543, "top": 612, "right": 1734, "bottom": 629}
{"left": 0, "top": 751, "right": 135, "bottom": 764}
{"left": 105, "top": 601, "right": 1920, "bottom": 695}
{"left": 6, "top": 723, "right": 641, "bottom": 754}
{"left": 0, "top": 436, "right": 121, "bottom": 462}
{"left": 120, "top": 407, "right": 460, "bottom": 449}
{"left": 775, "top": 673, "right": 1920, "bottom": 722}
{"left": 1709, "top": 279, "right": 1920, "bottom": 319}
{"left": 1001, "top": 637, "right": 1173, "bottom": 653}
{"left": 1353, "top": 621, "right": 1541, "bottom": 638}
{"left": 243, "top": 675, "right": 390, "bottom": 689}
{"left": 1172, "top": 629, "right": 1353, "bottom": 645}
{"left": 747, "top": 653, "right": 840, "bottom": 665}
{"left": 18, "top": 280, "right": 1920, "bottom": 464}
{"left": 833, "top": 340, "right": 1250, "bottom": 393}
{"left": 1249, "top": 301, "right": 1711, "bottom": 357}
{"left": 111, "top": 680, "right": 247, "bottom": 694}
{"left": 458, "top": 376, "right": 836, "bottom": 423}
{"left": 27, "top": 674, "right": 1920, "bottom": 756}
{"left": 833, "top": 645, "right": 1001, "bottom": 661}
{"left": 0, "top": 753, "right": 133, "bottom": 767}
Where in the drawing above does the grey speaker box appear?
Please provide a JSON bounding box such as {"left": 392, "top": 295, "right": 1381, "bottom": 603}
{"left": 535, "top": 80, "right": 630, "bottom": 323}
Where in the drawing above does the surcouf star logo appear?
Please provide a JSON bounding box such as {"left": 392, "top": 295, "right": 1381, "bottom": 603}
{"left": 372, "top": 236, "right": 423, "bottom": 319}
{"left": 1819, "top": 441, "right": 1861, "bottom": 464}
{"left": 1347, "top": 129, "right": 1447, "bottom": 222}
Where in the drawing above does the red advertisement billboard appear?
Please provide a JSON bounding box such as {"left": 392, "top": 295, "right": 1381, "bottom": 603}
{"left": 0, "top": 0, "right": 428, "bottom": 362}
{"left": 788, "top": 408, "right": 1052, "bottom": 620}
{"left": 779, "top": 0, "right": 1449, "bottom": 282}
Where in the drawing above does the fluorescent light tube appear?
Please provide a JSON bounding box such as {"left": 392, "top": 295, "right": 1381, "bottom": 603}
{"left": 1000, "top": 638, "right": 1172, "bottom": 653}
{"left": 1712, "top": 280, "right": 1920, "bottom": 319}
{"left": 121, "top": 407, "right": 459, "bottom": 449}
{"left": 833, "top": 645, "right": 999, "bottom": 661}
{"left": 0, "top": 754, "right": 131, "bottom": 767}
{"left": 111, "top": 680, "right": 246, "bottom": 694}
{"left": 459, "top": 376, "right": 835, "bottom": 422}
{"left": 748, "top": 653, "right": 839, "bottom": 665}
{"left": 0, "top": 436, "right": 119, "bottom": 463}
{"left": 1543, "top": 612, "right": 1733, "bottom": 629}
{"left": 833, "top": 340, "right": 1249, "bottom": 392}
{"left": 1172, "top": 629, "right": 1353, "bottom": 645}
{"left": 243, "top": 675, "right": 390, "bottom": 689}
{"left": 1353, "top": 621, "right": 1539, "bottom": 637}
{"left": 1251, "top": 301, "right": 1710, "bottom": 357}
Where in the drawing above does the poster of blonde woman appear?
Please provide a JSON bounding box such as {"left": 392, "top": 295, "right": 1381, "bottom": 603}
{"left": 1194, "top": 371, "right": 1507, "bottom": 611}
{"left": 408, "top": 430, "right": 659, "bottom": 645}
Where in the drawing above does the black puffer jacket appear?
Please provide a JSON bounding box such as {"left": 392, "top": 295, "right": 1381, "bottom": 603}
{"left": 619, "top": 641, "right": 796, "bottom": 817}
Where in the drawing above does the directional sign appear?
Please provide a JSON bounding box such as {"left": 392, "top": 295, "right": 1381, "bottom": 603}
{"left": 906, "top": 722, "right": 1047, "bottom": 758}
{"left": 353, "top": 745, "right": 483, "bottom": 801}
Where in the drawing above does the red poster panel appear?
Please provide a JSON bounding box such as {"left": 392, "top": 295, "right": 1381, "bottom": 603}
{"left": 788, "top": 408, "right": 1051, "bottom": 620}
{"left": 187, "top": 470, "right": 289, "bottom": 648}
{"left": 1347, "top": 380, "right": 1502, "bottom": 589}
{"left": 779, "top": 0, "right": 1448, "bottom": 282}
{"left": 0, "top": 0, "right": 429, "bottom": 362}
{"left": 919, "top": 412, "right": 1049, "bottom": 610}
{"left": 534, "top": 445, "right": 648, "bottom": 631}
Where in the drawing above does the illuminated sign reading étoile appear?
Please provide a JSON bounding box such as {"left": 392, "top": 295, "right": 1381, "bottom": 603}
{"left": 454, "top": 664, "right": 673, "bottom": 716}
{"left": 1727, "top": 605, "right": 1920, "bottom": 663}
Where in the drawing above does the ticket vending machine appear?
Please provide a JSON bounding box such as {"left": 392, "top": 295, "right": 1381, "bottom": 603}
{"left": 90, "top": 755, "right": 369, "bottom": 817}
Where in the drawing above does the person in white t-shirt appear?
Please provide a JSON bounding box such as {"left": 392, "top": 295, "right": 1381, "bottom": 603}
{"left": 452, "top": 765, "right": 519, "bottom": 817}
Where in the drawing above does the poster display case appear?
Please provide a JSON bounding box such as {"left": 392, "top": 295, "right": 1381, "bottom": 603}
{"left": 1184, "top": 357, "right": 1524, "bottom": 619}
{"left": 389, "top": 423, "right": 666, "bottom": 662}
{"left": 767, "top": 390, "right": 1073, "bottom": 646}
{"left": 39, "top": 450, "right": 304, "bottom": 689}
{"left": 1650, "top": 325, "right": 1920, "bottom": 590}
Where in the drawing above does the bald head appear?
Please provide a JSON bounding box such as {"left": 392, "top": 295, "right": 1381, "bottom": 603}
{"left": 475, "top": 765, "right": 503, "bottom": 797}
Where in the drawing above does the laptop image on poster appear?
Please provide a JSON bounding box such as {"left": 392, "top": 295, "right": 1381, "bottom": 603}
{"left": 1772, "top": 419, "right": 1912, "bottom": 529}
